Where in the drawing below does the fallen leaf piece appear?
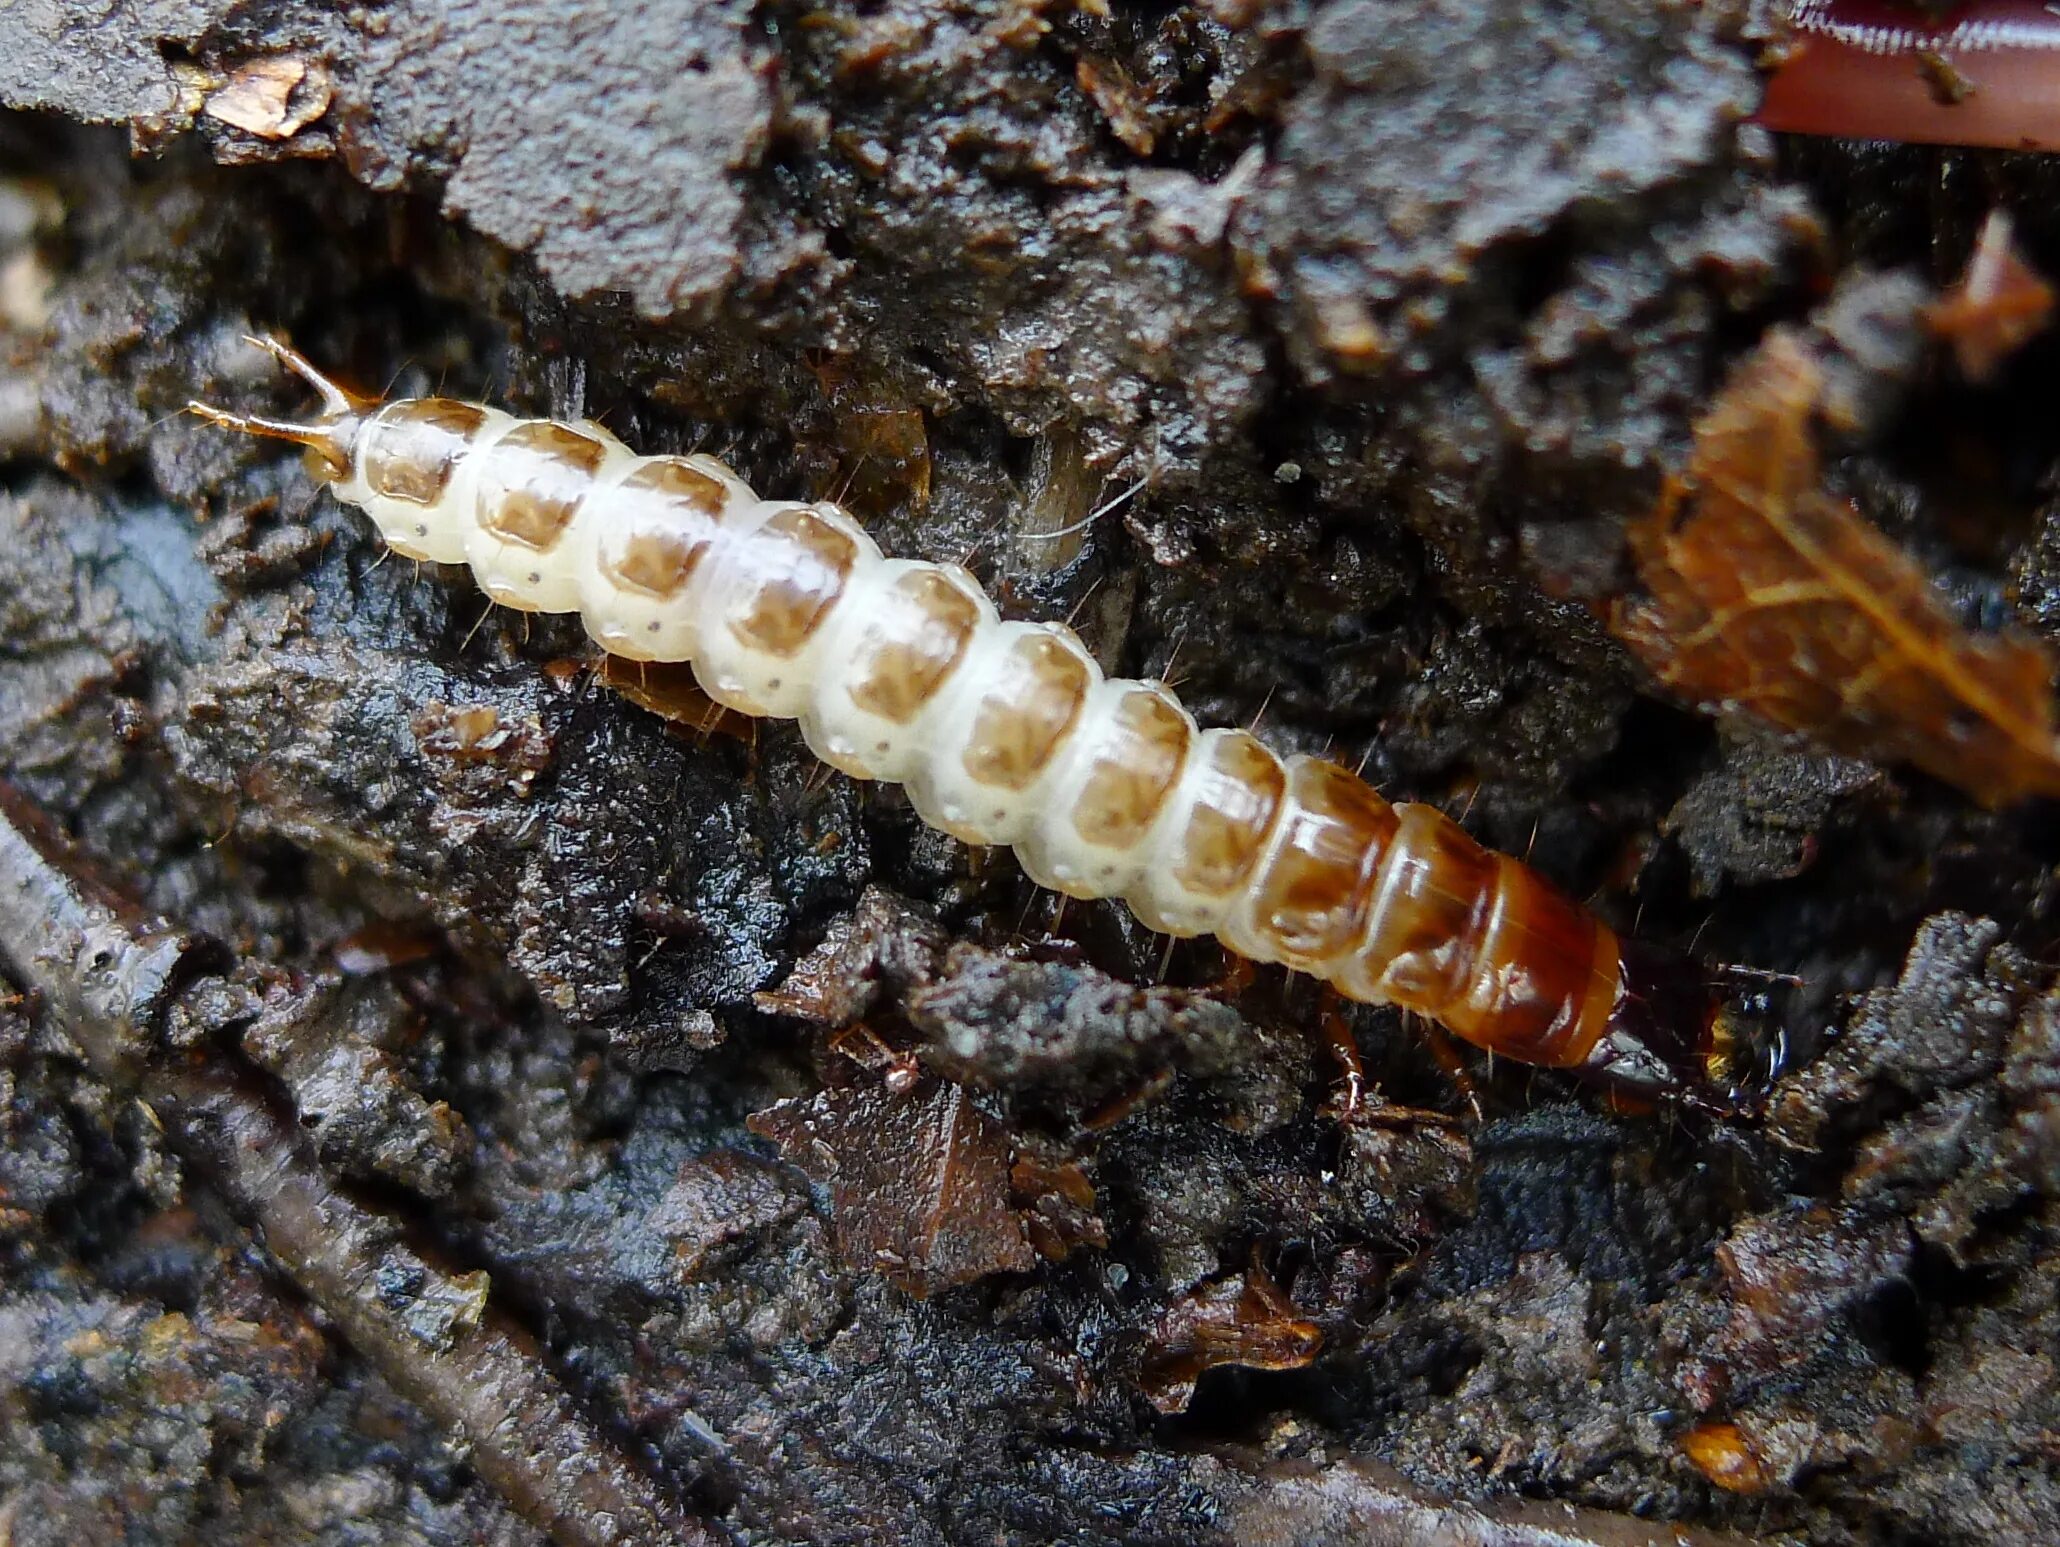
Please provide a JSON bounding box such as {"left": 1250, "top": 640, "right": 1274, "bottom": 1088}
{"left": 1138, "top": 1258, "right": 1323, "bottom": 1414}
{"left": 754, "top": 886, "right": 947, "bottom": 1026}
{"left": 1925, "top": 210, "right": 2055, "bottom": 382}
{"left": 748, "top": 1080, "right": 1034, "bottom": 1297}
{"left": 204, "top": 56, "right": 333, "bottom": 140}
{"left": 1010, "top": 1152, "right": 1108, "bottom": 1262}
{"left": 1679, "top": 1420, "right": 1778, "bottom": 1496}
{"left": 1614, "top": 327, "right": 2060, "bottom": 806}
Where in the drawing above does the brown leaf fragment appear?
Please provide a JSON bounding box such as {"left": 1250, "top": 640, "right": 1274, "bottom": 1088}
{"left": 1924, "top": 211, "right": 2055, "bottom": 383}
{"left": 1138, "top": 1257, "right": 1323, "bottom": 1414}
{"left": 747, "top": 1079, "right": 1035, "bottom": 1297}
{"left": 1614, "top": 328, "right": 2060, "bottom": 806}
{"left": 754, "top": 886, "right": 947, "bottom": 1026}
{"left": 1679, "top": 1420, "right": 1778, "bottom": 1496}
{"left": 203, "top": 57, "right": 333, "bottom": 141}
{"left": 1010, "top": 1151, "right": 1108, "bottom": 1261}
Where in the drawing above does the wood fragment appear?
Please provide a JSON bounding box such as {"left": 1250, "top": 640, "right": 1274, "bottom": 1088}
{"left": 1614, "top": 327, "right": 2060, "bottom": 806}
{"left": 1138, "top": 1255, "right": 1322, "bottom": 1413}
{"left": 203, "top": 57, "right": 333, "bottom": 141}
{"left": 748, "top": 1078, "right": 1038, "bottom": 1296}
{"left": 1227, "top": 1453, "right": 1778, "bottom": 1546}
{"left": 0, "top": 784, "right": 710, "bottom": 1547}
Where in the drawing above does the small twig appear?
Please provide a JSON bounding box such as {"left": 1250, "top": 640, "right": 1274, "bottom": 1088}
{"left": 0, "top": 784, "right": 720, "bottom": 1547}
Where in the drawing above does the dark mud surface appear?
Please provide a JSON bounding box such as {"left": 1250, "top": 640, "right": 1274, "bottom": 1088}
{"left": 3, "top": 3, "right": 2060, "bottom": 1544}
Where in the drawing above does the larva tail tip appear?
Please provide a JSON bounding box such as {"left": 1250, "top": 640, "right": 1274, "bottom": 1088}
{"left": 243, "top": 333, "right": 377, "bottom": 415}
{"left": 185, "top": 395, "right": 361, "bottom": 479}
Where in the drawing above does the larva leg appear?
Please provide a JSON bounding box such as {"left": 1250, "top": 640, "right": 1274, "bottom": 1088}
{"left": 191, "top": 339, "right": 1771, "bottom": 1118}
{"left": 1315, "top": 990, "right": 1368, "bottom": 1120}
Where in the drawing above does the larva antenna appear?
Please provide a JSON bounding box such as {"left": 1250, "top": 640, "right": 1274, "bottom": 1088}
{"left": 186, "top": 334, "right": 373, "bottom": 478}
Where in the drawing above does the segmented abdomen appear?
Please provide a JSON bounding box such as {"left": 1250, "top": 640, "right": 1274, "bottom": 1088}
{"left": 339, "top": 396, "right": 1623, "bottom": 1073}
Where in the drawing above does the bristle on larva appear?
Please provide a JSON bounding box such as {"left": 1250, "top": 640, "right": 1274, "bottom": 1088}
{"left": 189, "top": 337, "right": 1763, "bottom": 1114}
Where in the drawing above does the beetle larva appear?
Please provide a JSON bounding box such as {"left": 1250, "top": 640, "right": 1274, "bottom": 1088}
{"left": 190, "top": 336, "right": 1760, "bottom": 1113}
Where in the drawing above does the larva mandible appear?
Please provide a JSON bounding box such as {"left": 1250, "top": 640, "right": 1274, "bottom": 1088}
{"left": 190, "top": 336, "right": 1761, "bottom": 1115}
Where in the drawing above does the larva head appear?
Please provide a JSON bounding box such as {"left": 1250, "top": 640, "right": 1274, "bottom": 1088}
{"left": 186, "top": 334, "right": 372, "bottom": 483}
{"left": 1579, "top": 941, "right": 1787, "bottom": 1118}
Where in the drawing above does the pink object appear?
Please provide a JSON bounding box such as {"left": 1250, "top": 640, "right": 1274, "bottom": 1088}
{"left": 1757, "top": 0, "right": 2060, "bottom": 150}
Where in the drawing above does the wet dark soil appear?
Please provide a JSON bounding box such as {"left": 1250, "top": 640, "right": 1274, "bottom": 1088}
{"left": 3, "top": 3, "right": 2060, "bottom": 1544}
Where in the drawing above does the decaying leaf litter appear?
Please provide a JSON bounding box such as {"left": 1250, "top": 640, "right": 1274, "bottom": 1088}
{"left": 1613, "top": 215, "right": 2060, "bottom": 809}
{"left": 5, "top": 2, "right": 2060, "bottom": 1545}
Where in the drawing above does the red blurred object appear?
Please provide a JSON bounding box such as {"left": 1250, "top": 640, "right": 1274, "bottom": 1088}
{"left": 1757, "top": 0, "right": 2060, "bottom": 150}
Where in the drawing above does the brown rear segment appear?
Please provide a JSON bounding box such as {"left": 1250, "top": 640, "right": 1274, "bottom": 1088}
{"left": 1366, "top": 803, "right": 1607, "bottom": 1061}
{"left": 1318, "top": 796, "right": 1751, "bottom": 1113}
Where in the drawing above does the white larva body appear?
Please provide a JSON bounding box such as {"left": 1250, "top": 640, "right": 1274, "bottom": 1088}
{"left": 188, "top": 338, "right": 1756, "bottom": 1112}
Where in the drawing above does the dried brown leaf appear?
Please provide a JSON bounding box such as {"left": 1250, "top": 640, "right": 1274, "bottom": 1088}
{"left": 1614, "top": 328, "right": 2060, "bottom": 806}
{"left": 1138, "top": 1258, "right": 1322, "bottom": 1414}
{"left": 753, "top": 887, "right": 946, "bottom": 1026}
{"left": 748, "top": 1080, "right": 1034, "bottom": 1297}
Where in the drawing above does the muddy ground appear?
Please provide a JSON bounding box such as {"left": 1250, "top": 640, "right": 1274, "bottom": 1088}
{"left": 2, "top": 3, "right": 2059, "bottom": 1544}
